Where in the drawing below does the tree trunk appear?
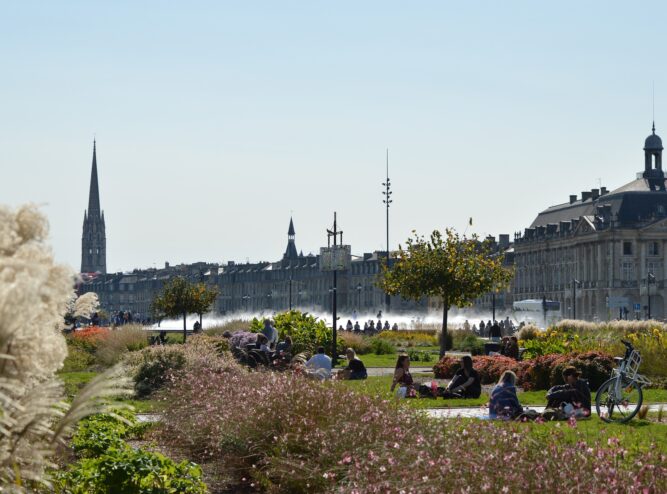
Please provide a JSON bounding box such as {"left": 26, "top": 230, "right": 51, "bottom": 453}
{"left": 199, "top": 313, "right": 203, "bottom": 329}
{"left": 183, "top": 312, "right": 187, "bottom": 343}
{"left": 440, "top": 301, "right": 449, "bottom": 358}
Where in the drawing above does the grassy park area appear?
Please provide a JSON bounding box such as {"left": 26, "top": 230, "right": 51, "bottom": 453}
{"left": 38, "top": 314, "right": 667, "bottom": 492}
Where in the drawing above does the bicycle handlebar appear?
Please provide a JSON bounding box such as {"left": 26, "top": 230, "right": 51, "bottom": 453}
{"left": 621, "top": 339, "right": 634, "bottom": 349}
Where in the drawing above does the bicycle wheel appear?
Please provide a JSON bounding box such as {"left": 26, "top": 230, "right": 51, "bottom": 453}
{"left": 596, "top": 377, "right": 643, "bottom": 423}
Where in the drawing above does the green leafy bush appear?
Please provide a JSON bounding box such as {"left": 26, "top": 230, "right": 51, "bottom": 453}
{"left": 55, "top": 447, "right": 207, "bottom": 494}
{"left": 368, "top": 337, "right": 396, "bottom": 355}
{"left": 71, "top": 413, "right": 130, "bottom": 458}
{"left": 134, "top": 347, "right": 186, "bottom": 398}
{"left": 452, "top": 333, "right": 485, "bottom": 355}
{"left": 62, "top": 344, "right": 95, "bottom": 372}
{"left": 250, "top": 310, "right": 342, "bottom": 355}
{"left": 407, "top": 349, "right": 434, "bottom": 362}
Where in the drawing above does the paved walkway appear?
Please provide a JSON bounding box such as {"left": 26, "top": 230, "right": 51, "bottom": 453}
{"left": 367, "top": 366, "right": 433, "bottom": 376}
{"left": 424, "top": 403, "right": 667, "bottom": 419}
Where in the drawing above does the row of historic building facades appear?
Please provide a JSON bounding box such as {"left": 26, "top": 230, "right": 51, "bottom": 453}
{"left": 80, "top": 125, "right": 667, "bottom": 321}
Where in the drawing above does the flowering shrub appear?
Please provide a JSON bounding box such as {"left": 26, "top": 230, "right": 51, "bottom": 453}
{"left": 433, "top": 351, "right": 615, "bottom": 390}
{"left": 69, "top": 326, "right": 110, "bottom": 353}
{"left": 532, "top": 321, "right": 667, "bottom": 378}
{"left": 134, "top": 346, "right": 187, "bottom": 397}
{"left": 157, "top": 357, "right": 666, "bottom": 493}
{"left": 228, "top": 330, "right": 259, "bottom": 349}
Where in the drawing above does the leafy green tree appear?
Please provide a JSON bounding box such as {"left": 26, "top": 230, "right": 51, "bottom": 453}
{"left": 192, "top": 282, "right": 219, "bottom": 329}
{"left": 152, "top": 277, "right": 219, "bottom": 343}
{"left": 381, "top": 229, "right": 513, "bottom": 357}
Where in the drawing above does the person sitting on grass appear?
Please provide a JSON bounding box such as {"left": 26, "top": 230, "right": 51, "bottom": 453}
{"left": 442, "top": 356, "right": 481, "bottom": 399}
{"left": 390, "top": 354, "right": 415, "bottom": 398}
{"left": 276, "top": 335, "right": 292, "bottom": 355}
{"left": 489, "top": 370, "right": 522, "bottom": 419}
{"left": 337, "top": 348, "right": 368, "bottom": 380}
{"left": 255, "top": 333, "right": 271, "bottom": 353}
{"left": 305, "top": 346, "right": 332, "bottom": 380}
{"left": 505, "top": 336, "right": 520, "bottom": 360}
{"left": 545, "top": 366, "right": 591, "bottom": 417}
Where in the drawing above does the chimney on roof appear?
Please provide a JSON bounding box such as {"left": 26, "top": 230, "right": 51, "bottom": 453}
{"left": 498, "top": 234, "right": 510, "bottom": 249}
{"left": 600, "top": 186, "right": 608, "bottom": 195}
{"left": 569, "top": 194, "right": 577, "bottom": 204}
{"left": 165, "top": 262, "right": 170, "bottom": 269}
{"left": 591, "top": 188, "right": 600, "bottom": 200}
{"left": 581, "top": 191, "right": 592, "bottom": 201}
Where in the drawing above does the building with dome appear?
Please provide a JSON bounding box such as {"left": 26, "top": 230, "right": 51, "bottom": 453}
{"left": 513, "top": 123, "right": 667, "bottom": 320}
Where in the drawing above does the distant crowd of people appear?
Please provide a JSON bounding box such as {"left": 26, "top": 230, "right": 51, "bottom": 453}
{"left": 461, "top": 317, "right": 519, "bottom": 339}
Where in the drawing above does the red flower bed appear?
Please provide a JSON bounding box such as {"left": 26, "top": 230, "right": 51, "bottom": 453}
{"left": 433, "top": 351, "right": 614, "bottom": 390}
{"left": 70, "top": 326, "right": 110, "bottom": 347}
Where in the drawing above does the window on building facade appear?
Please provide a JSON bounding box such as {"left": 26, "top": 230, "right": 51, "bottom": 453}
{"left": 623, "top": 242, "right": 632, "bottom": 256}
{"left": 621, "top": 262, "right": 635, "bottom": 281}
{"left": 647, "top": 261, "right": 661, "bottom": 279}
{"left": 649, "top": 242, "right": 659, "bottom": 256}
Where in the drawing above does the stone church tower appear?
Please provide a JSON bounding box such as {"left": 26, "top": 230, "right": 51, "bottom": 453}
{"left": 81, "top": 140, "right": 107, "bottom": 273}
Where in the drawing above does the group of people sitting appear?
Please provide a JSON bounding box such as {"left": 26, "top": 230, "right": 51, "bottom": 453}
{"left": 392, "top": 355, "right": 482, "bottom": 399}
{"left": 303, "top": 346, "right": 368, "bottom": 381}
{"left": 488, "top": 366, "right": 591, "bottom": 419}
{"left": 489, "top": 336, "right": 520, "bottom": 360}
{"left": 391, "top": 353, "right": 591, "bottom": 420}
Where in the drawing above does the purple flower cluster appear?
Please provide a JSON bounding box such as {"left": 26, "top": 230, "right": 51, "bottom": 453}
{"left": 157, "top": 350, "right": 667, "bottom": 493}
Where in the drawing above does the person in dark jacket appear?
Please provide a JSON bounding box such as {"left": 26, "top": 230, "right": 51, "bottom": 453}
{"left": 546, "top": 366, "right": 591, "bottom": 413}
{"left": 338, "top": 348, "right": 368, "bottom": 380}
{"left": 489, "top": 321, "right": 502, "bottom": 341}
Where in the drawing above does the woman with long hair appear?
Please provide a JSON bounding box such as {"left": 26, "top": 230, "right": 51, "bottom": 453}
{"left": 390, "top": 354, "right": 414, "bottom": 397}
{"left": 489, "top": 370, "right": 522, "bottom": 419}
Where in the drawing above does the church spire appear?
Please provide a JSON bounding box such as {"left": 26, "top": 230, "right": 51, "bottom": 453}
{"left": 81, "top": 139, "right": 107, "bottom": 274}
{"left": 88, "top": 139, "right": 101, "bottom": 213}
{"left": 284, "top": 216, "right": 298, "bottom": 260}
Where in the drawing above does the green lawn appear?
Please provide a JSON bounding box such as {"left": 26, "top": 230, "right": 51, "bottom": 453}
{"left": 351, "top": 352, "right": 436, "bottom": 368}
{"left": 338, "top": 375, "right": 667, "bottom": 409}
{"left": 58, "top": 371, "right": 159, "bottom": 413}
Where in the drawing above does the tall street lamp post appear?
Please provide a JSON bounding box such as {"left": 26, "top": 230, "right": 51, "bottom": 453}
{"left": 382, "top": 149, "right": 393, "bottom": 313}
{"left": 326, "top": 213, "right": 343, "bottom": 366}
{"left": 572, "top": 279, "right": 580, "bottom": 319}
{"left": 647, "top": 272, "right": 656, "bottom": 320}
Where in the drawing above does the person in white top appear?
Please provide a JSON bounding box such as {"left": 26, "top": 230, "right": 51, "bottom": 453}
{"left": 305, "top": 346, "right": 332, "bottom": 380}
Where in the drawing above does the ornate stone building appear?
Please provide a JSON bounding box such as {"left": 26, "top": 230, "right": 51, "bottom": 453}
{"left": 513, "top": 124, "right": 667, "bottom": 321}
{"left": 81, "top": 141, "right": 107, "bottom": 274}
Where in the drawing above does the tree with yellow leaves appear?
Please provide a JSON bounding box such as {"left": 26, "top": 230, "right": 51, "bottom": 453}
{"left": 152, "top": 277, "right": 218, "bottom": 343}
{"left": 381, "top": 229, "right": 512, "bottom": 357}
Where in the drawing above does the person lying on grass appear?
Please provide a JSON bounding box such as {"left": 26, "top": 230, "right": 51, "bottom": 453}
{"left": 390, "top": 354, "right": 415, "bottom": 397}
{"left": 337, "top": 348, "right": 368, "bottom": 380}
{"left": 441, "top": 356, "right": 482, "bottom": 399}
{"left": 489, "top": 370, "right": 522, "bottom": 419}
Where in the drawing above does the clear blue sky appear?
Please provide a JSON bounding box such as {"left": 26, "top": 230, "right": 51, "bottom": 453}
{"left": 2, "top": 1, "right": 666, "bottom": 272}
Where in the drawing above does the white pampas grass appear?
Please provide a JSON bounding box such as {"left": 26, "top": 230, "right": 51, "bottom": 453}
{"left": 0, "top": 204, "right": 126, "bottom": 490}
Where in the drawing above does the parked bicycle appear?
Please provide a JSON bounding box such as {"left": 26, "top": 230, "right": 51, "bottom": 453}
{"left": 595, "top": 340, "right": 651, "bottom": 423}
